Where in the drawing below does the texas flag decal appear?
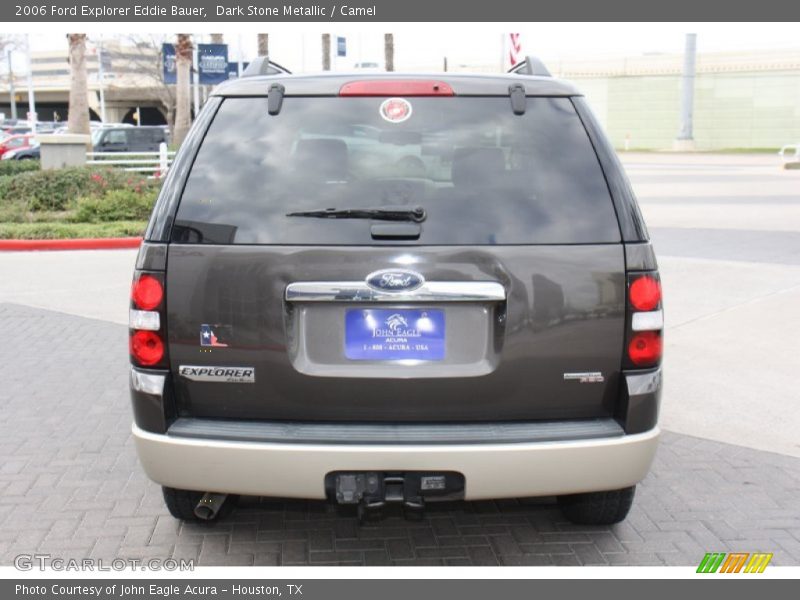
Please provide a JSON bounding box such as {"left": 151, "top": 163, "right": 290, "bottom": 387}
{"left": 200, "top": 324, "right": 229, "bottom": 347}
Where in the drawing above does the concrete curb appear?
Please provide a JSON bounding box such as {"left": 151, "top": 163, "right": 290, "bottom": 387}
{"left": 0, "top": 237, "right": 142, "bottom": 251}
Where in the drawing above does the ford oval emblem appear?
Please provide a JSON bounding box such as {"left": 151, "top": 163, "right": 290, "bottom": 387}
{"left": 366, "top": 269, "right": 425, "bottom": 292}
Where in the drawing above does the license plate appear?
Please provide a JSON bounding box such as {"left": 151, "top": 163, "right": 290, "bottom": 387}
{"left": 345, "top": 309, "right": 445, "bottom": 361}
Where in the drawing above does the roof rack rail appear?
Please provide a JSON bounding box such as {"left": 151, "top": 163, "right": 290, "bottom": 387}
{"left": 508, "top": 56, "right": 551, "bottom": 77}
{"left": 241, "top": 56, "right": 292, "bottom": 77}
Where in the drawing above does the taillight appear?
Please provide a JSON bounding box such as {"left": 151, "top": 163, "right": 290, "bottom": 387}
{"left": 130, "top": 271, "right": 167, "bottom": 368}
{"left": 131, "top": 274, "right": 163, "bottom": 310}
{"left": 626, "top": 272, "right": 663, "bottom": 369}
{"left": 629, "top": 276, "right": 661, "bottom": 311}
{"left": 628, "top": 331, "right": 662, "bottom": 366}
{"left": 130, "top": 330, "right": 164, "bottom": 366}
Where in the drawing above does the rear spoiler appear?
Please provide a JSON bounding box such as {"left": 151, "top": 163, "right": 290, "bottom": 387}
{"left": 242, "top": 56, "right": 292, "bottom": 77}
{"left": 508, "top": 55, "right": 551, "bottom": 77}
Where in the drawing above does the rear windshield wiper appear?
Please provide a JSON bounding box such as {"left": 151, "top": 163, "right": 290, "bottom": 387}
{"left": 286, "top": 206, "right": 426, "bottom": 223}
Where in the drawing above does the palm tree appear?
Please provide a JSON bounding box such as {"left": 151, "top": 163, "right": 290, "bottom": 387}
{"left": 384, "top": 34, "right": 394, "bottom": 72}
{"left": 67, "top": 34, "right": 90, "bottom": 135}
{"left": 322, "top": 34, "right": 331, "bottom": 71}
{"left": 173, "top": 34, "right": 193, "bottom": 146}
{"left": 257, "top": 33, "right": 269, "bottom": 57}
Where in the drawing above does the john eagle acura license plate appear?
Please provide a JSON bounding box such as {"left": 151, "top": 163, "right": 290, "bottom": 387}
{"left": 345, "top": 309, "right": 445, "bottom": 361}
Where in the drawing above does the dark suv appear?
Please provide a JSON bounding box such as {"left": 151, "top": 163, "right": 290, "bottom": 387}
{"left": 93, "top": 126, "right": 168, "bottom": 152}
{"left": 129, "top": 58, "right": 663, "bottom": 525}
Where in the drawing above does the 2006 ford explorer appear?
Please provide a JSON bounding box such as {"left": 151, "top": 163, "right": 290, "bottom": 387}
{"left": 128, "top": 57, "right": 663, "bottom": 525}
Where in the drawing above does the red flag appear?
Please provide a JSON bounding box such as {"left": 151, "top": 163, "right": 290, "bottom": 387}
{"left": 509, "top": 33, "right": 522, "bottom": 67}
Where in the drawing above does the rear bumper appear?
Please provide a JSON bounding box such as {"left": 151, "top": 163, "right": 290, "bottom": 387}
{"left": 132, "top": 423, "right": 659, "bottom": 500}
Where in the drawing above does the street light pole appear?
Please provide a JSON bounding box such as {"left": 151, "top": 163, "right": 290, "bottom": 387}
{"left": 675, "top": 33, "right": 697, "bottom": 150}
{"left": 97, "top": 36, "right": 106, "bottom": 123}
{"left": 25, "top": 33, "right": 36, "bottom": 134}
{"left": 6, "top": 48, "right": 17, "bottom": 120}
{"left": 237, "top": 33, "right": 243, "bottom": 76}
{"left": 192, "top": 41, "right": 200, "bottom": 117}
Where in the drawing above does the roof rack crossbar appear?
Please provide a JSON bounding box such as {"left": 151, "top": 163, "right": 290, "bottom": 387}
{"left": 241, "top": 56, "right": 292, "bottom": 77}
{"left": 508, "top": 56, "right": 551, "bottom": 77}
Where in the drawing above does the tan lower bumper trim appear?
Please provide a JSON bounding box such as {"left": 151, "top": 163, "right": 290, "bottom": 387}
{"left": 133, "top": 424, "right": 659, "bottom": 500}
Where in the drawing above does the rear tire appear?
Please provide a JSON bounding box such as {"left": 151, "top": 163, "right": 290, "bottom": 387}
{"left": 162, "top": 486, "right": 238, "bottom": 522}
{"left": 557, "top": 486, "right": 635, "bottom": 525}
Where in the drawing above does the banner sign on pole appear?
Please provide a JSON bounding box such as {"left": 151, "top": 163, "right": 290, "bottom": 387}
{"left": 164, "top": 43, "right": 230, "bottom": 84}
{"left": 198, "top": 43, "right": 229, "bottom": 84}
{"left": 162, "top": 43, "right": 176, "bottom": 84}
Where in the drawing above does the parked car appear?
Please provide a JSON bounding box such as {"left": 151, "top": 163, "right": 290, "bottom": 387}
{"left": 4, "top": 143, "right": 40, "bottom": 160}
{"left": 2, "top": 125, "right": 32, "bottom": 136}
{"left": 0, "top": 134, "right": 37, "bottom": 159}
{"left": 92, "top": 126, "right": 168, "bottom": 152}
{"left": 129, "top": 58, "right": 663, "bottom": 525}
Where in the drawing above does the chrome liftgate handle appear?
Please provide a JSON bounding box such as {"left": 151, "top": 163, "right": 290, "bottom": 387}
{"left": 284, "top": 281, "right": 507, "bottom": 303}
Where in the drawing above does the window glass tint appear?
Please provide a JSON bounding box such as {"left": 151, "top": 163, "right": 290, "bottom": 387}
{"left": 172, "top": 97, "right": 620, "bottom": 245}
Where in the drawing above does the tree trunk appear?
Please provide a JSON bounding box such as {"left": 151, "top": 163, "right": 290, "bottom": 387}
{"left": 257, "top": 33, "right": 269, "bottom": 57}
{"left": 384, "top": 33, "right": 394, "bottom": 72}
{"left": 173, "top": 33, "right": 193, "bottom": 146}
{"left": 210, "top": 34, "right": 224, "bottom": 44}
{"left": 322, "top": 34, "right": 331, "bottom": 71}
{"left": 67, "top": 34, "right": 90, "bottom": 135}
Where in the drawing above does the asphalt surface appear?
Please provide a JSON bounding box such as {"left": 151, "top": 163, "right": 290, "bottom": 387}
{"left": 0, "top": 152, "right": 799, "bottom": 566}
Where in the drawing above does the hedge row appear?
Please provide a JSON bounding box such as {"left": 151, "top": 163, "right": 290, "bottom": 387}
{"left": 0, "top": 165, "right": 160, "bottom": 212}
{"left": 0, "top": 221, "right": 148, "bottom": 240}
{"left": 0, "top": 160, "right": 41, "bottom": 177}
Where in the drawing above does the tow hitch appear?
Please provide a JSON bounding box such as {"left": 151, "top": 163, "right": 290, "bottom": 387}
{"left": 328, "top": 472, "right": 465, "bottom": 522}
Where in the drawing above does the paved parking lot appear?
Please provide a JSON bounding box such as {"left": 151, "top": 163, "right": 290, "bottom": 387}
{"left": 1, "top": 153, "right": 799, "bottom": 566}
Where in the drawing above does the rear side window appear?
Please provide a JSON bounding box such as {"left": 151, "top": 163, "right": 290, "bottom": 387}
{"left": 130, "top": 128, "right": 165, "bottom": 145}
{"left": 172, "top": 96, "right": 620, "bottom": 245}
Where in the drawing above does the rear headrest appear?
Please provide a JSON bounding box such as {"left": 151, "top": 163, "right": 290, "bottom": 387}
{"left": 451, "top": 147, "right": 505, "bottom": 187}
{"left": 294, "top": 138, "right": 349, "bottom": 181}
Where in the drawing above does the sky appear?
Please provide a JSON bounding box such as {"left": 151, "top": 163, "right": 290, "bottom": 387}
{"left": 3, "top": 22, "right": 800, "bottom": 73}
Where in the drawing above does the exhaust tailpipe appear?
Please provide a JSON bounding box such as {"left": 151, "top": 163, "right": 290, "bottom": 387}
{"left": 194, "top": 492, "right": 228, "bottom": 520}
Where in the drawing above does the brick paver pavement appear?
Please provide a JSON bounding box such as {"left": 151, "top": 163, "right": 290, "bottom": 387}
{"left": 2, "top": 303, "right": 799, "bottom": 566}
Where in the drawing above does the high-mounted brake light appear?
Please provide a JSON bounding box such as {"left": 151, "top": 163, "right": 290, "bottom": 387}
{"left": 339, "top": 80, "right": 454, "bottom": 96}
{"left": 132, "top": 275, "right": 164, "bottom": 310}
{"left": 629, "top": 275, "right": 661, "bottom": 311}
{"left": 130, "top": 330, "right": 164, "bottom": 366}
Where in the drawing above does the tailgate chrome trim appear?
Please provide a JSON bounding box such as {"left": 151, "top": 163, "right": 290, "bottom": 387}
{"left": 167, "top": 417, "right": 624, "bottom": 445}
{"left": 285, "top": 281, "right": 506, "bottom": 303}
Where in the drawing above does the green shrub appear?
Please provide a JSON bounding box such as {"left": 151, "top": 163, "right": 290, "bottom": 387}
{"left": 0, "top": 166, "right": 159, "bottom": 211}
{"left": 0, "top": 160, "right": 40, "bottom": 177}
{"left": 73, "top": 188, "right": 158, "bottom": 223}
{"left": 0, "top": 175, "right": 12, "bottom": 202}
{"left": 0, "top": 221, "right": 147, "bottom": 239}
{"left": 0, "top": 199, "right": 27, "bottom": 223}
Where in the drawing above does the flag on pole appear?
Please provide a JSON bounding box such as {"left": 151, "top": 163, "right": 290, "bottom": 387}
{"left": 508, "top": 33, "right": 522, "bottom": 68}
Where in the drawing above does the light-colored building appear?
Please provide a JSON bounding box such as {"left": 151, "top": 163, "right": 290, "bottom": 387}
{"left": 1, "top": 40, "right": 172, "bottom": 125}
{"left": 412, "top": 48, "right": 800, "bottom": 151}
{"left": 556, "top": 48, "right": 800, "bottom": 151}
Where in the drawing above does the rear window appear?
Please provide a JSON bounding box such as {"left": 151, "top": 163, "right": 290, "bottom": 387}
{"left": 172, "top": 96, "right": 620, "bottom": 245}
